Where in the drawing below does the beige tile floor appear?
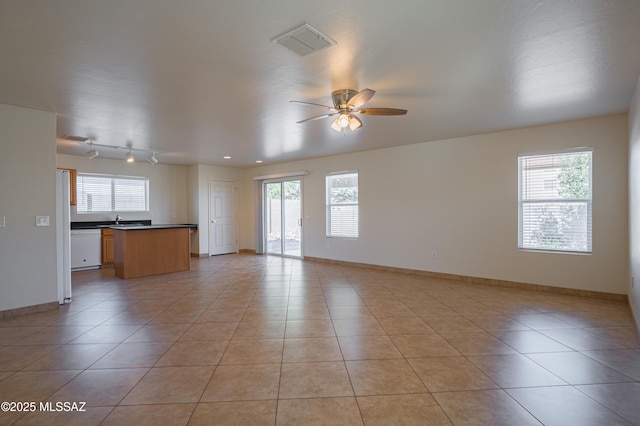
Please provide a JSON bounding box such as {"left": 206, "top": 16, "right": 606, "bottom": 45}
{"left": 1, "top": 253, "right": 639, "bottom": 425}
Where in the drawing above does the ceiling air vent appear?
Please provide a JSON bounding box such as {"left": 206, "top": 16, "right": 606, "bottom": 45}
{"left": 271, "top": 23, "right": 336, "bottom": 56}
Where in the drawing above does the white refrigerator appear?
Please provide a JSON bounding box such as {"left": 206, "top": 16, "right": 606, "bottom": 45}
{"left": 56, "top": 170, "right": 72, "bottom": 304}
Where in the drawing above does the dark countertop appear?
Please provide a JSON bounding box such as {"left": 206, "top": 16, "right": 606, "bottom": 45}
{"left": 110, "top": 224, "right": 197, "bottom": 231}
{"left": 71, "top": 220, "right": 151, "bottom": 229}
{"left": 71, "top": 220, "right": 197, "bottom": 231}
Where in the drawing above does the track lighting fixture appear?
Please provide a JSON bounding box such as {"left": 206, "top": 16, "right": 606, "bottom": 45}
{"left": 86, "top": 142, "right": 99, "bottom": 159}
{"left": 148, "top": 152, "right": 158, "bottom": 165}
{"left": 62, "top": 136, "right": 162, "bottom": 164}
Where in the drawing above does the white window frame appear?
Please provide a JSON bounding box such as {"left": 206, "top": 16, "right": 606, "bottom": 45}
{"left": 76, "top": 172, "right": 149, "bottom": 214}
{"left": 518, "top": 148, "right": 592, "bottom": 254}
{"left": 326, "top": 171, "right": 359, "bottom": 238}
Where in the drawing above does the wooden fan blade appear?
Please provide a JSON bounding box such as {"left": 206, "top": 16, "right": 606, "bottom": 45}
{"left": 297, "top": 113, "right": 338, "bottom": 124}
{"left": 290, "top": 100, "right": 337, "bottom": 111}
{"left": 356, "top": 107, "right": 407, "bottom": 116}
{"left": 347, "top": 88, "right": 376, "bottom": 109}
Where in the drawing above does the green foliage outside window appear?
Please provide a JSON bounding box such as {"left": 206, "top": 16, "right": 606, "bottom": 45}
{"left": 557, "top": 153, "right": 590, "bottom": 199}
{"left": 267, "top": 181, "right": 300, "bottom": 200}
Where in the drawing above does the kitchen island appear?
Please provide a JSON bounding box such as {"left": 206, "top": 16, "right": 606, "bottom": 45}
{"left": 112, "top": 224, "right": 195, "bottom": 279}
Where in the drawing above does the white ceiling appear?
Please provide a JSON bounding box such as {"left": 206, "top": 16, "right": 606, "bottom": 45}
{"left": 1, "top": 1, "right": 639, "bottom": 167}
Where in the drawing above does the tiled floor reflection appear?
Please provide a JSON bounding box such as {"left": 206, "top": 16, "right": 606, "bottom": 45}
{"left": 1, "top": 253, "right": 639, "bottom": 425}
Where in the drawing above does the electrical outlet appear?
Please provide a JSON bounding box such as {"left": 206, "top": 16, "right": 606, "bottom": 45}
{"left": 36, "top": 216, "right": 50, "bottom": 227}
{"left": 0, "top": 216, "right": 5, "bottom": 228}
{"left": 432, "top": 250, "right": 438, "bottom": 259}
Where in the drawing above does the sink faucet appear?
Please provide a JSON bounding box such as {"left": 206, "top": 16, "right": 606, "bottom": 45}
{"left": 115, "top": 214, "right": 123, "bottom": 224}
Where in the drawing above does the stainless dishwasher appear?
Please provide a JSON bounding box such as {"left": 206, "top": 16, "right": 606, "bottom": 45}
{"left": 70, "top": 229, "right": 102, "bottom": 270}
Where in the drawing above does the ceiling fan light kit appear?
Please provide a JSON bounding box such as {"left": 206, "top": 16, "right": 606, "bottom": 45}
{"left": 331, "top": 113, "right": 362, "bottom": 133}
{"left": 293, "top": 88, "right": 407, "bottom": 133}
{"left": 348, "top": 115, "right": 362, "bottom": 131}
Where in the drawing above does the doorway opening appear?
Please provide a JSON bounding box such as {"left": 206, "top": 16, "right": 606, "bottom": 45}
{"left": 263, "top": 179, "right": 302, "bottom": 258}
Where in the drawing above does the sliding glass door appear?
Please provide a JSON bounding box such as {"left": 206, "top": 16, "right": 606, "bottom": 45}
{"left": 264, "top": 179, "right": 302, "bottom": 258}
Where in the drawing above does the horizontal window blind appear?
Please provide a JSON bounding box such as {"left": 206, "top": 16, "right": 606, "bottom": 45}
{"left": 77, "top": 173, "right": 149, "bottom": 213}
{"left": 329, "top": 205, "right": 359, "bottom": 238}
{"left": 326, "top": 172, "right": 358, "bottom": 238}
{"left": 518, "top": 150, "right": 592, "bottom": 253}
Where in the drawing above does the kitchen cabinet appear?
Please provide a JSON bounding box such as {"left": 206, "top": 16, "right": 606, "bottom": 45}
{"left": 57, "top": 168, "right": 77, "bottom": 205}
{"left": 101, "top": 228, "right": 114, "bottom": 265}
{"left": 113, "top": 226, "right": 191, "bottom": 278}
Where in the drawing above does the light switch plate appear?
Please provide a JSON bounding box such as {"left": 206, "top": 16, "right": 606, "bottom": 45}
{"left": 0, "top": 216, "right": 5, "bottom": 228}
{"left": 36, "top": 216, "right": 50, "bottom": 227}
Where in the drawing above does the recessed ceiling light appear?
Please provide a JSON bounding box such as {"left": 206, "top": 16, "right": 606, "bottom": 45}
{"left": 224, "top": 156, "right": 231, "bottom": 159}
{"left": 256, "top": 160, "right": 263, "bottom": 163}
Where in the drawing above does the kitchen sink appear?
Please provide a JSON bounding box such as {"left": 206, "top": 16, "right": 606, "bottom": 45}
{"left": 71, "top": 220, "right": 152, "bottom": 230}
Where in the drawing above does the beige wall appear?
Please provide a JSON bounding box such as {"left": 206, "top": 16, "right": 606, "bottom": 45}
{"left": 629, "top": 74, "right": 640, "bottom": 329}
{"left": 0, "top": 104, "right": 58, "bottom": 311}
{"left": 241, "top": 114, "right": 629, "bottom": 295}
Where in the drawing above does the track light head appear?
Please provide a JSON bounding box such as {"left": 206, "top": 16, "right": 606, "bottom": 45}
{"left": 125, "top": 150, "right": 134, "bottom": 163}
{"left": 87, "top": 149, "right": 99, "bottom": 159}
{"left": 148, "top": 152, "right": 158, "bottom": 165}
{"left": 85, "top": 142, "right": 99, "bottom": 159}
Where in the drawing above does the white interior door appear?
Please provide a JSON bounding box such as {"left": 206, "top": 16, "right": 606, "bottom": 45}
{"left": 209, "top": 179, "right": 237, "bottom": 255}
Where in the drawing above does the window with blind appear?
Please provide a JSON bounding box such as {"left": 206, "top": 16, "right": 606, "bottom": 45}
{"left": 518, "top": 149, "right": 592, "bottom": 253}
{"left": 326, "top": 172, "right": 358, "bottom": 238}
{"left": 76, "top": 173, "right": 149, "bottom": 213}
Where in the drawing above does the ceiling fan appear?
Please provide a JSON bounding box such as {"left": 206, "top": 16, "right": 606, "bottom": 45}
{"left": 291, "top": 88, "right": 407, "bottom": 132}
